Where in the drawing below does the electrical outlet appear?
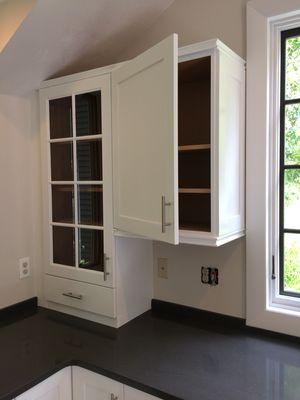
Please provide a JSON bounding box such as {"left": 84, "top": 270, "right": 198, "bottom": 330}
{"left": 201, "top": 267, "right": 218, "bottom": 286}
{"left": 158, "top": 258, "right": 168, "bottom": 279}
{"left": 19, "top": 257, "right": 30, "bottom": 279}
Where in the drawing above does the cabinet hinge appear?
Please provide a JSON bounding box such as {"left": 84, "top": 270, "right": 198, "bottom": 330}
{"left": 271, "top": 255, "right": 276, "bottom": 280}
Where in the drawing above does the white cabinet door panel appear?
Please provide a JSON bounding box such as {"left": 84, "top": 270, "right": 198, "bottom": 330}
{"left": 72, "top": 366, "right": 123, "bottom": 400}
{"left": 217, "top": 50, "right": 245, "bottom": 236}
{"left": 124, "top": 385, "right": 161, "bottom": 400}
{"left": 112, "top": 34, "right": 179, "bottom": 244}
{"left": 16, "top": 368, "right": 71, "bottom": 400}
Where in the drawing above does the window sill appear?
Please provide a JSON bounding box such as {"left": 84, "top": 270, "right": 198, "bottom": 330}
{"left": 268, "top": 302, "right": 300, "bottom": 317}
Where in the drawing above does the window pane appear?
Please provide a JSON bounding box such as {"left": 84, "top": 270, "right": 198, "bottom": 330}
{"left": 49, "top": 97, "right": 73, "bottom": 139}
{"left": 285, "top": 104, "right": 300, "bottom": 165}
{"left": 284, "top": 233, "right": 300, "bottom": 294}
{"left": 78, "top": 185, "right": 103, "bottom": 226}
{"left": 77, "top": 139, "right": 102, "bottom": 181}
{"left": 284, "top": 169, "right": 300, "bottom": 230}
{"left": 53, "top": 226, "right": 75, "bottom": 266}
{"left": 51, "top": 142, "right": 73, "bottom": 181}
{"left": 76, "top": 91, "right": 101, "bottom": 137}
{"left": 285, "top": 35, "right": 300, "bottom": 100}
{"left": 52, "top": 185, "right": 74, "bottom": 223}
{"left": 78, "top": 229, "right": 103, "bottom": 272}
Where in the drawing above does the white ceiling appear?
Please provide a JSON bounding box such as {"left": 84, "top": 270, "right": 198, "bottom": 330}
{"left": 0, "top": 0, "right": 174, "bottom": 94}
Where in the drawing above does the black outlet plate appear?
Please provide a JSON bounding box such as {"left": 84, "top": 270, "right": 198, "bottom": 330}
{"left": 201, "top": 267, "right": 218, "bottom": 286}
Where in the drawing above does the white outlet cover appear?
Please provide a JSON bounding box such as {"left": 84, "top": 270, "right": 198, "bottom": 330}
{"left": 158, "top": 258, "right": 168, "bottom": 279}
{"left": 19, "top": 257, "right": 30, "bottom": 279}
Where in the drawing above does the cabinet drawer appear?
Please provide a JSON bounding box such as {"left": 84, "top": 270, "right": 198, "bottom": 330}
{"left": 45, "top": 275, "right": 116, "bottom": 318}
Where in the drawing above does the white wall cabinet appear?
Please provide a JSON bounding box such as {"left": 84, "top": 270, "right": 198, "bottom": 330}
{"left": 16, "top": 368, "right": 72, "bottom": 400}
{"left": 40, "top": 34, "right": 245, "bottom": 327}
{"left": 112, "top": 35, "right": 245, "bottom": 247}
{"left": 40, "top": 72, "right": 153, "bottom": 328}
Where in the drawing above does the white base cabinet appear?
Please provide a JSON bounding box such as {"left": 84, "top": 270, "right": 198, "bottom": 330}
{"left": 16, "top": 368, "right": 72, "bottom": 400}
{"left": 73, "top": 367, "right": 123, "bottom": 400}
{"left": 15, "top": 367, "right": 161, "bottom": 400}
{"left": 124, "top": 385, "right": 161, "bottom": 400}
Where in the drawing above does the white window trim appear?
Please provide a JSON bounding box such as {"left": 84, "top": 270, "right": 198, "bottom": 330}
{"left": 246, "top": 1, "right": 300, "bottom": 337}
{"left": 269, "top": 13, "right": 300, "bottom": 311}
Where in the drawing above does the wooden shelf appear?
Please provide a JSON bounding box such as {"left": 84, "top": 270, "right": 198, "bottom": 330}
{"left": 178, "top": 144, "right": 210, "bottom": 151}
{"left": 179, "top": 188, "right": 211, "bottom": 194}
{"left": 179, "top": 222, "right": 211, "bottom": 232}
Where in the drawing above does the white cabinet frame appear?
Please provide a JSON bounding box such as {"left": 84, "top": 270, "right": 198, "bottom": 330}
{"left": 40, "top": 74, "right": 114, "bottom": 287}
{"left": 178, "top": 39, "right": 245, "bottom": 246}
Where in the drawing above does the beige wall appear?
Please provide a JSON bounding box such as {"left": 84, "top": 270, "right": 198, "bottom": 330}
{"left": 121, "top": 0, "right": 247, "bottom": 60}
{"left": 0, "top": 92, "right": 41, "bottom": 308}
{"left": 122, "top": 0, "right": 248, "bottom": 318}
{"left": 154, "top": 240, "right": 246, "bottom": 318}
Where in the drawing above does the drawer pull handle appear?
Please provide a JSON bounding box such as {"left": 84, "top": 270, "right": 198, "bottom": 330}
{"left": 161, "top": 195, "right": 171, "bottom": 233}
{"left": 62, "top": 292, "right": 83, "bottom": 300}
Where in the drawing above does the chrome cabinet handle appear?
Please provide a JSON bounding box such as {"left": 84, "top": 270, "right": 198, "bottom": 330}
{"left": 62, "top": 292, "right": 83, "bottom": 300}
{"left": 104, "top": 253, "right": 110, "bottom": 281}
{"left": 111, "top": 394, "right": 118, "bottom": 400}
{"left": 161, "top": 196, "right": 171, "bottom": 233}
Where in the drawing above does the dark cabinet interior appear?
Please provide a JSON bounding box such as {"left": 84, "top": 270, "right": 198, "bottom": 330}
{"left": 178, "top": 56, "right": 211, "bottom": 232}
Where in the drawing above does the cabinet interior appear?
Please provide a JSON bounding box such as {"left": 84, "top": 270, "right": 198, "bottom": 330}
{"left": 178, "top": 56, "right": 211, "bottom": 232}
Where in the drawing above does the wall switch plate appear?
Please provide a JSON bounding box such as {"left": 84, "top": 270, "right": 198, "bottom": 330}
{"left": 19, "top": 257, "right": 30, "bottom": 279}
{"left": 201, "top": 267, "right": 218, "bottom": 286}
{"left": 158, "top": 258, "right": 168, "bottom": 279}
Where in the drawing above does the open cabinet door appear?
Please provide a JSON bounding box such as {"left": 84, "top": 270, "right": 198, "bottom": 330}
{"left": 112, "top": 34, "right": 179, "bottom": 244}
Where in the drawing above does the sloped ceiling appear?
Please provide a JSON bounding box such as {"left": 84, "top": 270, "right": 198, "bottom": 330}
{"left": 0, "top": 0, "right": 175, "bottom": 94}
{"left": 0, "top": 0, "right": 36, "bottom": 53}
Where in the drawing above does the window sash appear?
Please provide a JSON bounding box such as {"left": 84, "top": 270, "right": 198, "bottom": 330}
{"left": 279, "top": 27, "right": 300, "bottom": 298}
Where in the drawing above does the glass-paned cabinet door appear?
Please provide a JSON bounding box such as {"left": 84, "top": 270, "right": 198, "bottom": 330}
{"left": 43, "top": 76, "right": 112, "bottom": 286}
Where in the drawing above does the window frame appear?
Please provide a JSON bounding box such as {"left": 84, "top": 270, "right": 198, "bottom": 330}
{"left": 270, "top": 15, "right": 300, "bottom": 311}
{"left": 279, "top": 27, "right": 300, "bottom": 298}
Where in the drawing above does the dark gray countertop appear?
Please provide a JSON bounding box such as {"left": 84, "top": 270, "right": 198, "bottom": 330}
{"left": 0, "top": 306, "right": 300, "bottom": 400}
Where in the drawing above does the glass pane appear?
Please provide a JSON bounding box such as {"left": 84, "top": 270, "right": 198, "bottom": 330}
{"left": 78, "top": 185, "right": 103, "bottom": 226}
{"left": 78, "top": 229, "right": 103, "bottom": 271}
{"left": 285, "top": 35, "right": 300, "bottom": 100}
{"left": 284, "top": 233, "right": 300, "bottom": 293}
{"left": 53, "top": 226, "right": 75, "bottom": 266}
{"left": 284, "top": 169, "right": 300, "bottom": 229}
{"left": 49, "top": 97, "right": 72, "bottom": 139}
{"left": 77, "top": 139, "right": 102, "bottom": 181}
{"left": 285, "top": 104, "right": 300, "bottom": 165}
{"left": 76, "top": 91, "right": 101, "bottom": 137}
{"left": 51, "top": 142, "right": 73, "bottom": 181}
{"left": 52, "top": 185, "right": 74, "bottom": 223}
